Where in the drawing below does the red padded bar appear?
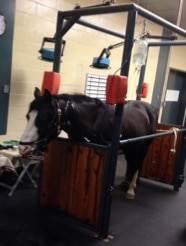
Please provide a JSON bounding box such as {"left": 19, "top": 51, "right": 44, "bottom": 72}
{"left": 136, "top": 82, "right": 149, "bottom": 98}
{"left": 41, "top": 71, "right": 61, "bottom": 94}
{"left": 106, "top": 75, "right": 128, "bottom": 104}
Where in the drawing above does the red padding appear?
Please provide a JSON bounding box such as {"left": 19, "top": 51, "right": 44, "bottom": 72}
{"left": 41, "top": 71, "right": 61, "bottom": 94}
{"left": 136, "top": 82, "right": 149, "bottom": 98}
{"left": 106, "top": 75, "right": 128, "bottom": 104}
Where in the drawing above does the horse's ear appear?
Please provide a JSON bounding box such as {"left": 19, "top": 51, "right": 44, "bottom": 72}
{"left": 34, "top": 87, "right": 41, "bottom": 98}
{"left": 43, "top": 89, "right": 52, "bottom": 101}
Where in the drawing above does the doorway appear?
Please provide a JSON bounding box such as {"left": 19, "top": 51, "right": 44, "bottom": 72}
{"left": 161, "top": 69, "right": 186, "bottom": 127}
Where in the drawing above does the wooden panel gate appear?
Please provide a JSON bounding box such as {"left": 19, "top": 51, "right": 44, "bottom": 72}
{"left": 140, "top": 124, "right": 186, "bottom": 190}
{"left": 39, "top": 124, "right": 186, "bottom": 239}
{"left": 40, "top": 138, "right": 111, "bottom": 236}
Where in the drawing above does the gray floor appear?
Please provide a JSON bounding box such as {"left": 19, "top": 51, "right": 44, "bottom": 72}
{"left": 0, "top": 156, "right": 186, "bottom": 245}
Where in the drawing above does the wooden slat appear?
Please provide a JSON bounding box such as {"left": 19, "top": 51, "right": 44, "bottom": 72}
{"left": 40, "top": 139, "right": 107, "bottom": 228}
{"left": 140, "top": 124, "right": 184, "bottom": 185}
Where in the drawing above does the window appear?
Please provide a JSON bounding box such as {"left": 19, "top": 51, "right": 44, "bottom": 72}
{"left": 85, "top": 73, "right": 107, "bottom": 100}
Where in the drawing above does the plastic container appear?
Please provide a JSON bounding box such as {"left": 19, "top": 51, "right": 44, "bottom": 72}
{"left": 132, "top": 39, "right": 148, "bottom": 66}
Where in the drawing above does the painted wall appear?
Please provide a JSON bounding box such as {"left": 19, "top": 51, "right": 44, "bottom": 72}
{"left": 170, "top": 36, "right": 186, "bottom": 70}
{"left": 0, "top": 0, "right": 185, "bottom": 143}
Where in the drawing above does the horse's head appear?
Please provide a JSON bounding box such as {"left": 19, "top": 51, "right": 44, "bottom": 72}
{"left": 19, "top": 88, "right": 61, "bottom": 155}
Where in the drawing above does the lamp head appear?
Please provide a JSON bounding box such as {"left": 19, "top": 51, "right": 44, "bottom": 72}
{"left": 91, "top": 57, "right": 110, "bottom": 69}
{"left": 38, "top": 37, "right": 66, "bottom": 62}
{"left": 90, "top": 48, "right": 111, "bottom": 69}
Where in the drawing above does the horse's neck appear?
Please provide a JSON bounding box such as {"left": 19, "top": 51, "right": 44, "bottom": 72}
{"left": 59, "top": 98, "right": 102, "bottom": 130}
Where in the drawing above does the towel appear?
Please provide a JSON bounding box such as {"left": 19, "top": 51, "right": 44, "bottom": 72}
{"left": 0, "top": 155, "right": 16, "bottom": 174}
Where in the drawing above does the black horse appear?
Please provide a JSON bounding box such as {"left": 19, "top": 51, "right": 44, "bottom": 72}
{"left": 19, "top": 87, "right": 158, "bottom": 199}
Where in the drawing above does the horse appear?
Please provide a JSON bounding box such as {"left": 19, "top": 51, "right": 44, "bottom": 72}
{"left": 19, "top": 87, "right": 158, "bottom": 199}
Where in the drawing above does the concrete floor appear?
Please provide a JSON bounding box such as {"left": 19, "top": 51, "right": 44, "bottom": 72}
{"left": 0, "top": 155, "right": 186, "bottom": 246}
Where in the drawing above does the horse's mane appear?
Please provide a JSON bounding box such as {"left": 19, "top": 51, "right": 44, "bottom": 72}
{"left": 54, "top": 93, "right": 103, "bottom": 105}
{"left": 28, "top": 93, "right": 105, "bottom": 115}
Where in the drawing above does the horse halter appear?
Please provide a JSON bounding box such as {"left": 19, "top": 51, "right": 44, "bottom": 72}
{"left": 53, "top": 100, "right": 62, "bottom": 135}
{"left": 36, "top": 99, "right": 63, "bottom": 151}
{"left": 36, "top": 99, "right": 76, "bottom": 151}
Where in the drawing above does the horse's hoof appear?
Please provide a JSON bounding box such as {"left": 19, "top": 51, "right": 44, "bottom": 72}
{"left": 125, "top": 192, "right": 135, "bottom": 200}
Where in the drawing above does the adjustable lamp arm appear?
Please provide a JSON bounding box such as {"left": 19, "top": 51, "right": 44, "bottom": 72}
{"left": 107, "top": 41, "right": 125, "bottom": 50}
{"left": 97, "top": 41, "right": 125, "bottom": 60}
{"left": 91, "top": 41, "right": 125, "bottom": 69}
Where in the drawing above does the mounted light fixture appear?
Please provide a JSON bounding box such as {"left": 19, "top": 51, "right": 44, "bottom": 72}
{"left": 91, "top": 48, "right": 111, "bottom": 69}
{"left": 90, "top": 41, "right": 124, "bottom": 69}
{"left": 91, "top": 32, "right": 176, "bottom": 70}
{"left": 38, "top": 36, "right": 66, "bottom": 62}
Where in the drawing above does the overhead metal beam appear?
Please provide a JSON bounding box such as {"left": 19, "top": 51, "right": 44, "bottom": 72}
{"left": 58, "top": 3, "right": 186, "bottom": 37}
{"left": 134, "top": 4, "right": 186, "bottom": 37}
{"left": 76, "top": 19, "right": 125, "bottom": 39}
{"left": 59, "top": 15, "right": 81, "bottom": 37}
{"left": 148, "top": 40, "right": 186, "bottom": 46}
{"left": 58, "top": 3, "right": 135, "bottom": 17}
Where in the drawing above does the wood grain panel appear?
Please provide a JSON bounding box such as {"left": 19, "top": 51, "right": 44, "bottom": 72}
{"left": 140, "top": 124, "right": 184, "bottom": 185}
{"left": 40, "top": 139, "right": 107, "bottom": 228}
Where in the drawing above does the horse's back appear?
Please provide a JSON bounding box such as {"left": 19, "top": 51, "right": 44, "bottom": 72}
{"left": 121, "top": 100, "right": 157, "bottom": 138}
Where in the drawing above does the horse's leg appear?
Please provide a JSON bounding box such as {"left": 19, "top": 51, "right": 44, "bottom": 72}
{"left": 123, "top": 141, "right": 151, "bottom": 199}
{"left": 119, "top": 161, "right": 129, "bottom": 189}
{"left": 122, "top": 150, "right": 137, "bottom": 180}
{"left": 118, "top": 155, "right": 131, "bottom": 190}
{"left": 122, "top": 162, "right": 134, "bottom": 190}
{"left": 126, "top": 170, "right": 139, "bottom": 199}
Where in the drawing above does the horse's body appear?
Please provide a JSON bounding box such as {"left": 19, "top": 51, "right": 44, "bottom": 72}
{"left": 19, "top": 88, "right": 158, "bottom": 199}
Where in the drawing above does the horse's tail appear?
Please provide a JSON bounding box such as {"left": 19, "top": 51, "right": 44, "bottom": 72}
{"left": 144, "top": 103, "right": 158, "bottom": 133}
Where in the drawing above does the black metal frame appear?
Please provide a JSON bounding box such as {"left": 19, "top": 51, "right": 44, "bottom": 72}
{"left": 49, "top": 3, "right": 186, "bottom": 238}
{"left": 52, "top": 3, "right": 186, "bottom": 73}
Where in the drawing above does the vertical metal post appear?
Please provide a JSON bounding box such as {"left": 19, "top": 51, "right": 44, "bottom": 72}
{"left": 136, "top": 63, "right": 146, "bottom": 100}
{"left": 174, "top": 131, "right": 186, "bottom": 191}
{"left": 100, "top": 10, "right": 137, "bottom": 238}
{"left": 176, "top": 0, "right": 184, "bottom": 26}
{"left": 53, "top": 13, "right": 64, "bottom": 73}
{"left": 151, "top": 28, "right": 172, "bottom": 112}
{"left": 120, "top": 10, "right": 137, "bottom": 76}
